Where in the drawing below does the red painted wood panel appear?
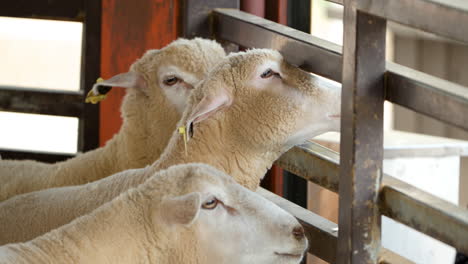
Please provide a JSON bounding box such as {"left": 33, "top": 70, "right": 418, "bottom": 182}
{"left": 241, "top": 0, "right": 265, "bottom": 17}
{"left": 99, "top": 0, "right": 179, "bottom": 146}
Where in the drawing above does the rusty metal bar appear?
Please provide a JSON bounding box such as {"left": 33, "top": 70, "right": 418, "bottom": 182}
{"left": 276, "top": 142, "right": 339, "bottom": 192}
{"left": 215, "top": 7, "right": 468, "bottom": 256}
{"left": 356, "top": 0, "right": 468, "bottom": 44}
{"left": 259, "top": 187, "right": 415, "bottom": 264}
{"left": 326, "top": 0, "right": 468, "bottom": 44}
{"left": 0, "top": 0, "right": 84, "bottom": 21}
{"left": 277, "top": 142, "right": 468, "bottom": 255}
{"left": 381, "top": 177, "right": 468, "bottom": 255}
{"left": 213, "top": 8, "right": 343, "bottom": 82}
{"left": 213, "top": 8, "right": 468, "bottom": 129}
{"left": 0, "top": 87, "right": 84, "bottom": 117}
{"left": 276, "top": 142, "right": 340, "bottom": 192}
{"left": 386, "top": 62, "right": 468, "bottom": 131}
{"left": 338, "top": 7, "right": 386, "bottom": 263}
{"left": 258, "top": 188, "right": 338, "bottom": 263}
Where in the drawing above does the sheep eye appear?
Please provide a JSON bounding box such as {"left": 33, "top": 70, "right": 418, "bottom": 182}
{"left": 163, "top": 76, "right": 179, "bottom": 86}
{"left": 260, "top": 68, "right": 280, "bottom": 79}
{"left": 202, "top": 198, "right": 218, "bottom": 210}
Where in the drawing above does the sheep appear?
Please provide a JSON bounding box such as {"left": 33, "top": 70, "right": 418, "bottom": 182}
{"left": 0, "top": 38, "right": 226, "bottom": 202}
{"left": 0, "top": 163, "right": 308, "bottom": 264}
{"left": 0, "top": 49, "right": 341, "bottom": 245}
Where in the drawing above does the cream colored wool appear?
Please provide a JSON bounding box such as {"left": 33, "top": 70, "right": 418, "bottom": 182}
{"left": 0, "top": 163, "right": 307, "bottom": 264}
{"left": 0, "top": 38, "right": 226, "bottom": 202}
{"left": 0, "top": 49, "right": 341, "bottom": 245}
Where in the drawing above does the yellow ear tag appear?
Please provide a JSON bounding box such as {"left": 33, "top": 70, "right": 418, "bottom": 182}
{"left": 85, "top": 77, "right": 107, "bottom": 104}
{"left": 178, "top": 126, "right": 188, "bottom": 156}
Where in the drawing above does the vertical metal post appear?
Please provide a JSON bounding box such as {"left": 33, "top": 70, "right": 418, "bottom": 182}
{"left": 337, "top": 1, "right": 386, "bottom": 263}
{"left": 79, "top": 0, "right": 101, "bottom": 152}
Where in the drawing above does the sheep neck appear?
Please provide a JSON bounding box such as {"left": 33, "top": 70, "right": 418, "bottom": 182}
{"left": 50, "top": 92, "right": 179, "bottom": 186}
{"left": 9, "top": 195, "right": 159, "bottom": 263}
{"left": 149, "top": 119, "right": 279, "bottom": 190}
{"left": 115, "top": 92, "right": 180, "bottom": 169}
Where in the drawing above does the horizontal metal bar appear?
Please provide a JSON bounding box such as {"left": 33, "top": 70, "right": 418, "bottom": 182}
{"left": 0, "top": 0, "right": 84, "bottom": 21}
{"left": 308, "top": 0, "right": 468, "bottom": 44}
{"left": 357, "top": 0, "right": 468, "bottom": 44}
{"left": 213, "top": 8, "right": 468, "bottom": 129}
{"left": 0, "top": 148, "right": 75, "bottom": 163}
{"left": 380, "top": 176, "right": 468, "bottom": 255}
{"left": 258, "top": 188, "right": 338, "bottom": 263}
{"left": 0, "top": 87, "right": 84, "bottom": 117}
{"left": 276, "top": 142, "right": 340, "bottom": 192}
{"left": 386, "top": 62, "right": 468, "bottom": 131}
{"left": 259, "top": 188, "right": 415, "bottom": 264}
{"left": 276, "top": 143, "right": 468, "bottom": 254}
{"left": 213, "top": 8, "right": 343, "bottom": 82}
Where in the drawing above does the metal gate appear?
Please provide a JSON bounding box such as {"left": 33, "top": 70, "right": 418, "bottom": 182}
{"left": 182, "top": 0, "right": 468, "bottom": 263}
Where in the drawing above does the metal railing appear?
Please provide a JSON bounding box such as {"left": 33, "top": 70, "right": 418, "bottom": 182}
{"left": 185, "top": 1, "right": 468, "bottom": 263}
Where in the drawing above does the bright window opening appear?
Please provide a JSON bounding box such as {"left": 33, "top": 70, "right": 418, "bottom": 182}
{"left": 0, "top": 112, "right": 78, "bottom": 154}
{"left": 0, "top": 17, "right": 83, "bottom": 91}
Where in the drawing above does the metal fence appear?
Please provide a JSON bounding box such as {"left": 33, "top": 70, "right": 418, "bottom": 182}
{"left": 183, "top": 0, "right": 468, "bottom": 263}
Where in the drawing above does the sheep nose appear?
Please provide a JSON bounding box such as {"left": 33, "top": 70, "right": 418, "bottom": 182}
{"left": 292, "top": 225, "right": 305, "bottom": 241}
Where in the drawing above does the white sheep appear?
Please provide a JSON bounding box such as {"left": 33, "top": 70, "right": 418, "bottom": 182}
{"left": 0, "top": 38, "right": 226, "bottom": 202}
{"left": 0, "top": 49, "right": 341, "bottom": 244}
{"left": 0, "top": 163, "right": 308, "bottom": 264}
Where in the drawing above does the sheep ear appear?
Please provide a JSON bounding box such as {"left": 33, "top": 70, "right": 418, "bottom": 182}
{"left": 185, "top": 89, "right": 232, "bottom": 138}
{"left": 88, "top": 72, "right": 147, "bottom": 98}
{"left": 159, "top": 192, "right": 202, "bottom": 226}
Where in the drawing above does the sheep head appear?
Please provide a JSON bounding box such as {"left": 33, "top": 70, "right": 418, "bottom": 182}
{"left": 88, "top": 38, "right": 225, "bottom": 111}
{"left": 143, "top": 163, "right": 308, "bottom": 264}
{"left": 127, "top": 38, "right": 226, "bottom": 113}
{"left": 89, "top": 38, "right": 226, "bottom": 167}
{"left": 183, "top": 49, "right": 341, "bottom": 162}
